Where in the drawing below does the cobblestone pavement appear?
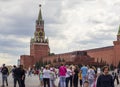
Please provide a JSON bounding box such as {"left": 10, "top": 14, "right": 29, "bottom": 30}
{"left": 0, "top": 73, "right": 120, "bottom": 87}
{"left": 0, "top": 73, "right": 40, "bottom": 87}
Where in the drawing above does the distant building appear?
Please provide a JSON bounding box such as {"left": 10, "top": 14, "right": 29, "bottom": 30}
{"left": 20, "top": 5, "right": 120, "bottom": 69}
{"left": 17, "top": 59, "right": 20, "bottom": 66}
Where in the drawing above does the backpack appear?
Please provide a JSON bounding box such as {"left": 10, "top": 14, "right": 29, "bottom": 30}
{"left": 88, "top": 69, "right": 94, "bottom": 79}
{"left": 117, "top": 69, "right": 120, "bottom": 73}
{"left": 1, "top": 67, "right": 8, "bottom": 75}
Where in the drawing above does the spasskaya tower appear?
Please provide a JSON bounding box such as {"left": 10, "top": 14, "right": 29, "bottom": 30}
{"left": 30, "top": 4, "right": 50, "bottom": 60}
{"left": 20, "top": 5, "right": 50, "bottom": 68}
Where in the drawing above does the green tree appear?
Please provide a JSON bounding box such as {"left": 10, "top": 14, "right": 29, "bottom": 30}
{"left": 49, "top": 53, "right": 55, "bottom": 56}
{"left": 48, "top": 60, "right": 51, "bottom": 64}
{"left": 35, "top": 61, "right": 40, "bottom": 69}
{"left": 44, "top": 61, "right": 47, "bottom": 65}
{"left": 96, "top": 58, "right": 99, "bottom": 63}
{"left": 58, "top": 58, "right": 61, "bottom": 62}
{"left": 110, "top": 64, "right": 114, "bottom": 71}
{"left": 53, "top": 59, "right": 57, "bottom": 63}
{"left": 39, "top": 61, "right": 44, "bottom": 68}
{"left": 117, "top": 61, "right": 120, "bottom": 68}
{"left": 62, "top": 58, "right": 65, "bottom": 62}
{"left": 35, "top": 61, "right": 44, "bottom": 69}
{"left": 100, "top": 58, "right": 103, "bottom": 63}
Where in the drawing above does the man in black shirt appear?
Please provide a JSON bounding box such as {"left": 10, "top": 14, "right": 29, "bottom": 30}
{"left": 20, "top": 65, "right": 26, "bottom": 87}
{"left": 12, "top": 65, "right": 21, "bottom": 87}
{"left": 13, "top": 65, "right": 26, "bottom": 87}
{"left": 1, "top": 64, "right": 9, "bottom": 87}
{"left": 13, "top": 65, "right": 25, "bottom": 87}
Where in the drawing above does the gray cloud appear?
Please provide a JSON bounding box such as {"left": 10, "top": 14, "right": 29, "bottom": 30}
{"left": 0, "top": 11, "right": 35, "bottom": 37}
{"left": 0, "top": 0, "right": 13, "bottom": 1}
{"left": 45, "top": 24, "right": 67, "bottom": 39}
{"left": 75, "top": 27, "right": 116, "bottom": 46}
{"left": 0, "top": 0, "right": 120, "bottom": 65}
{"left": 0, "top": 35, "right": 29, "bottom": 56}
{"left": 0, "top": 38, "right": 26, "bottom": 48}
{"left": 0, "top": 48, "right": 24, "bottom": 56}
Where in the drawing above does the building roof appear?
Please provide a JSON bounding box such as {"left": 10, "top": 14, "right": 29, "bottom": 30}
{"left": 38, "top": 4, "right": 42, "bottom": 21}
{"left": 84, "top": 46, "right": 114, "bottom": 52}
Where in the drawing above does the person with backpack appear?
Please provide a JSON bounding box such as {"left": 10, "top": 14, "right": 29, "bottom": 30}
{"left": 87, "top": 66, "right": 95, "bottom": 87}
{"left": 1, "top": 64, "right": 9, "bottom": 87}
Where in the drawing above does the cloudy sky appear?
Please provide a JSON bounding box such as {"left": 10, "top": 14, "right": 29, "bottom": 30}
{"left": 0, "top": 0, "right": 120, "bottom": 65}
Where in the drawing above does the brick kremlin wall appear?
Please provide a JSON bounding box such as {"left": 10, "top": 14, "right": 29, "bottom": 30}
{"left": 20, "top": 55, "right": 34, "bottom": 69}
{"left": 86, "top": 46, "right": 114, "bottom": 65}
{"left": 43, "top": 52, "right": 75, "bottom": 63}
{"left": 113, "top": 41, "right": 120, "bottom": 66}
{"left": 43, "top": 51, "right": 97, "bottom": 66}
{"left": 30, "top": 43, "right": 49, "bottom": 59}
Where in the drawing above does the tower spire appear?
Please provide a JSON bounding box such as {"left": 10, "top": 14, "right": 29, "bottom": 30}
{"left": 118, "top": 25, "right": 120, "bottom": 35}
{"left": 38, "top": 4, "right": 42, "bottom": 21}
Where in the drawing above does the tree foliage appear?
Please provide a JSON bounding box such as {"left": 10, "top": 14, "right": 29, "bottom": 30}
{"left": 117, "top": 61, "right": 120, "bottom": 68}
{"left": 48, "top": 60, "right": 51, "bottom": 64}
{"left": 53, "top": 59, "right": 57, "bottom": 63}
{"left": 49, "top": 53, "right": 55, "bottom": 56}
{"left": 58, "top": 58, "right": 62, "bottom": 62}
{"left": 110, "top": 64, "right": 114, "bottom": 71}
{"left": 35, "top": 61, "right": 44, "bottom": 69}
{"left": 62, "top": 58, "right": 65, "bottom": 62}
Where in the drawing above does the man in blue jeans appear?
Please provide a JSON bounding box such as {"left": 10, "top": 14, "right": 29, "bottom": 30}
{"left": 1, "top": 64, "right": 9, "bottom": 87}
{"left": 59, "top": 64, "right": 67, "bottom": 87}
{"left": 81, "top": 65, "right": 88, "bottom": 84}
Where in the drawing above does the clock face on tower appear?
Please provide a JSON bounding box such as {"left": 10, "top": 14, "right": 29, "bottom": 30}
{"left": 38, "top": 30, "right": 43, "bottom": 37}
{"left": 39, "top": 32, "right": 43, "bottom": 36}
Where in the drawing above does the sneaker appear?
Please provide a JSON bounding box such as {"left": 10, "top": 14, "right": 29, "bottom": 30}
{"left": 6, "top": 83, "right": 8, "bottom": 86}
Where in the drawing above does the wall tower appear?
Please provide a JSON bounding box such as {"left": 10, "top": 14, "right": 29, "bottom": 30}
{"left": 30, "top": 5, "right": 50, "bottom": 63}
{"left": 113, "top": 26, "right": 120, "bottom": 66}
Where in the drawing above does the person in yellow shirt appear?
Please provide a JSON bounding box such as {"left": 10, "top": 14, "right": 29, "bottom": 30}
{"left": 78, "top": 70, "right": 82, "bottom": 87}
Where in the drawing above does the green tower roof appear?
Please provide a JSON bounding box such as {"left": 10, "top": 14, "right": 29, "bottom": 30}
{"left": 38, "top": 4, "right": 42, "bottom": 21}
{"left": 118, "top": 25, "right": 120, "bottom": 35}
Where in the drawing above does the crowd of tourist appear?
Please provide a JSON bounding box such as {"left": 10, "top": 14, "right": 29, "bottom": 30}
{"left": 36, "top": 64, "right": 120, "bottom": 87}
{"left": 0, "top": 63, "right": 120, "bottom": 87}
